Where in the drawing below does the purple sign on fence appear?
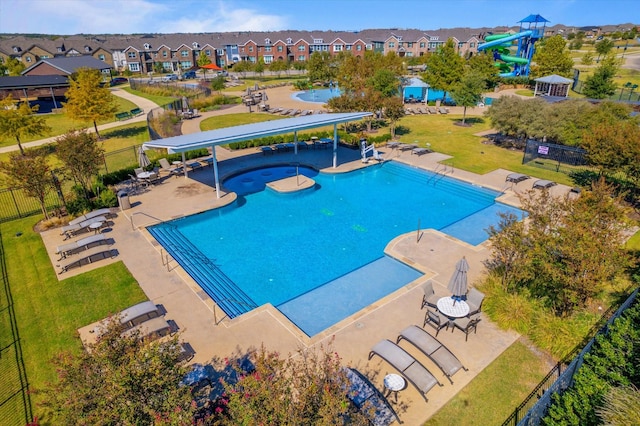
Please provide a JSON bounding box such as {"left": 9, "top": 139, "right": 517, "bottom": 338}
{"left": 538, "top": 146, "right": 549, "bottom": 155}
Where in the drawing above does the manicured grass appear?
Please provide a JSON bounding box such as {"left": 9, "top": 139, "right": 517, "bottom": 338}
{"left": 1, "top": 216, "right": 146, "bottom": 412}
{"left": 122, "top": 86, "right": 178, "bottom": 107}
{"left": 200, "top": 112, "right": 284, "bottom": 131}
{"left": 425, "top": 340, "right": 550, "bottom": 426}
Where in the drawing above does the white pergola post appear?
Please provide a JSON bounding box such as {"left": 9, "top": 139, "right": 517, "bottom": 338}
{"left": 332, "top": 124, "right": 338, "bottom": 168}
{"left": 212, "top": 145, "right": 221, "bottom": 198}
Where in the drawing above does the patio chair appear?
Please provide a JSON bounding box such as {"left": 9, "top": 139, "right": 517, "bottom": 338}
{"left": 412, "top": 147, "right": 431, "bottom": 156}
{"left": 505, "top": 173, "right": 530, "bottom": 184}
{"left": 420, "top": 280, "right": 439, "bottom": 310}
{"left": 343, "top": 367, "right": 400, "bottom": 425}
{"left": 423, "top": 308, "right": 449, "bottom": 336}
{"left": 55, "top": 233, "right": 110, "bottom": 260}
{"left": 533, "top": 179, "right": 556, "bottom": 189}
{"left": 396, "top": 325, "right": 468, "bottom": 384}
{"left": 118, "top": 301, "right": 162, "bottom": 328}
{"left": 466, "top": 288, "right": 485, "bottom": 316}
{"left": 68, "top": 208, "right": 115, "bottom": 226}
{"left": 438, "top": 107, "right": 449, "bottom": 114}
{"left": 427, "top": 107, "right": 438, "bottom": 114}
{"left": 159, "top": 158, "right": 182, "bottom": 176}
{"left": 59, "top": 246, "right": 117, "bottom": 274}
{"left": 451, "top": 316, "right": 480, "bottom": 341}
{"left": 121, "top": 316, "right": 171, "bottom": 342}
{"left": 368, "top": 339, "right": 442, "bottom": 401}
{"left": 134, "top": 167, "right": 145, "bottom": 176}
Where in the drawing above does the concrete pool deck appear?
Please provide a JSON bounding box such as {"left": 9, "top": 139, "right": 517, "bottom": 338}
{"left": 42, "top": 144, "right": 575, "bottom": 424}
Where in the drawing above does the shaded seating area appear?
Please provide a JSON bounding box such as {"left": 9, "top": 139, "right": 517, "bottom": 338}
{"left": 344, "top": 367, "right": 399, "bottom": 425}
{"left": 533, "top": 179, "right": 556, "bottom": 189}
{"left": 55, "top": 233, "right": 111, "bottom": 259}
{"left": 59, "top": 246, "right": 117, "bottom": 274}
{"left": 368, "top": 339, "right": 442, "bottom": 401}
{"left": 396, "top": 325, "right": 468, "bottom": 384}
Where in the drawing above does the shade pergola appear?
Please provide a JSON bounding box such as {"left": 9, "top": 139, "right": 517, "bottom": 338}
{"left": 142, "top": 112, "right": 373, "bottom": 198}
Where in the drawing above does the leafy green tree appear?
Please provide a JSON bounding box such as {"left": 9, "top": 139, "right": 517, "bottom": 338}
{"left": 0, "top": 95, "right": 51, "bottom": 155}
{"left": 542, "top": 99, "right": 595, "bottom": 146}
{"left": 484, "top": 95, "right": 548, "bottom": 142}
{"left": 595, "top": 38, "right": 615, "bottom": 62}
{"left": 530, "top": 35, "right": 574, "bottom": 78}
{"left": 0, "top": 150, "right": 53, "bottom": 219}
{"left": 307, "top": 51, "right": 336, "bottom": 83}
{"left": 63, "top": 67, "right": 117, "bottom": 139}
{"left": 488, "top": 179, "right": 633, "bottom": 316}
{"left": 253, "top": 58, "right": 265, "bottom": 76}
{"left": 232, "top": 60, "right": 252, "bottom": 78}
{"left": 153, "top": 62, "right": 164, "bottom": 74}
{"left": 368, "top": 68, "right": 400, "bottom": 98}
{"left": 55, "top": 129, "right": 104, "bottom": 198}
{"left": 383, "top": 96, "right": 405, "bottom": 139}
{"left": 41, "top": 318, "right": 194, "bottom": 425}
{"left": 209, "top": 75, "right": 226, "bottom": 92}
{"left": 582, "top": 54, "right": 619, "bottom": 99}
{"left": 5, "top": 56, "right": 25, "bottom": 76}
{"left": 468, "top": 52, "right": 500, "bottom": 89}
{"left": 581, "top": 119, "right": 640, "bottom": 181}
{"left": 451, "top": 70, "right": 486, "bottom": 124}
{"left": 269, "top": 59, "right": 289, "bottom": 77}
{"left": 197, "top": 50, "right": 211, "bottom": 67}
{"left": 218, "top": 343, "right": 371, "bottom": 425}
{"left": 422, "top": 38, "right": 465, "bottom": 101}
{"left": 581, "top": 51, "right": 594, "bottom": 65}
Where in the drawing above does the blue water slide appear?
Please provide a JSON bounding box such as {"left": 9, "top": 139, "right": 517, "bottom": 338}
{"left": 478, "top": 30, "right": 533, "bottom": 51}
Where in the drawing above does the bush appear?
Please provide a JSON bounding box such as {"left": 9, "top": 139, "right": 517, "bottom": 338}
{"left": 95, "top": 188, "right": 118, "bottom": 208}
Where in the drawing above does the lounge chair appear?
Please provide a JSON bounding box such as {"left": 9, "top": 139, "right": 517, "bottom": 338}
{"left": 397, "top": 325, "right": 468, "bottom": 384}
{"left": 186, "top": 161, "right": 202, "bottom": 171}
{"left": 505, "top": 173, "right": 530, "bottom": 184}
{"left": 121, "top": 316, "right": 171, "bottom": 341}
{"left": 416, "top": 107, "right": 426, "bottom": 114}
{"left": 55, "top": 234, "right": 111, "bottom": 259}
{"left": 60, "top": 216, "right": 107, "bottom": 240}
{"left": 59, "top": 247, "right": 117, "bottom": 274}
{"left": 343, "top": 367, "right": 400, "bottom": 425}
{"left": 297, "top": 141, "right": 309, "bottom": 150}
{"left": 119, "top": 301, "right": 161, "bottom": 328}
{"left": 261, "top": 146, "right": 274, "bottom": 155}
{"left": 533, "top": 179, "right": 556, "bottom": 189}
{"left": 438, "top": 107, "right": 449, "bottom": 114}
{"left": 159, "top": 158, "right": 182, "bottom": 176}
{"left": 398, "top": 143, "right": 417, "bottom": 151}
{"left": 291, "top": 109, "right": 301, "bottom": 116}
{"left": 269, "top": 107, "right": 283, "bottom": 114}
{"left": 368, "top": 339, "right": 442, "bottom": 401}
{"left": 200, "top": 157, "right": 214, "bottom": 167}
{"left": 68, "top": 208, "right": 115, "bottom": 226}
{"left": 412, "top": 147, "right": 431, "bottom": 156}
{"left": 280, "top": 109, "right": 293, "bottom": 116}
{"left": 427, "top": 107, "right": 438, "bottom": 114}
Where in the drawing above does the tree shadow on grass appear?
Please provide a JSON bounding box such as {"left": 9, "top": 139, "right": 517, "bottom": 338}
{"left": 448, "top": 117, "right": 486, "bottom": 125}
{"left": 102, "top": 125, "right": 148, "bottom": 140}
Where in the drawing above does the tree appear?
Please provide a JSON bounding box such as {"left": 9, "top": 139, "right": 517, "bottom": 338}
{"left": 41, "top": 318, "right": 194, "bottom": 425}
{"left": 209, "top": 75, "right": 226, "bottom": 93}
{"left": 530, "top": 35, "right": 574, "bottom": 79}
{"left": 153, "top": 62, "right": 164, "bottom": 74}
{"left": 383, "top": 97, "right": 405, "bottom": 139}
{"left": 197, "top": 50, "right": 211, "bottom": 67}
{"left": 582, "top": 54, "right": 619, "bottom": 99}
{"left": 488, "top": 179, "right": 633, "bottom": 316}
{"left": 63, "top": 67, "right": 117, "bottom": 139}
{"left": 232, "top": 60, "right": 252, "bottom": 78}
{"left": 594, "top": 38, "right": 615, "bottom": 62}
{"left": 422, "top": 38, "right": 465, "bottom": 101}
{"left": 0, "top": 95, "right": 52, "bottom": 155}
{"left": 253, "top": 58, "right": 265, "bottom": 76}
{"left": 269, "top": 59, "right": 289, "bottom": 78}
{"left": 307, "top": 51, "right": 336, "bottom": 83}
{"left": 0, "top": 150, "right": 53, "bottom": 219}
{"left": 55, "top": 129, "right": 104, "bottom": 198}
{"left": 581, "top": 119, "right": 640, "bottom": 180}
{"left": 5, "top": 56, "right": 25, "bottom": 76}
{"left": 468, "top": 52, "right": 500, "bottom": 89}
{"left": 217, "top": 343, "right": 371, "bottom": 425}
{"left": 450, "top": 70, "right": 486, "bottom": 124}
{"left": 581, "top": 51, "right": 594, "bottom": 65}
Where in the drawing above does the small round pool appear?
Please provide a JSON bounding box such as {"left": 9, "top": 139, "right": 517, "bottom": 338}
{"left": 293, "top": 87, "right": 341, "bottom": 103}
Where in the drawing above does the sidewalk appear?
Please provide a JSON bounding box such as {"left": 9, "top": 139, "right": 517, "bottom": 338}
{"left": 0, "top": 87, "right": 159, "bottom": 155}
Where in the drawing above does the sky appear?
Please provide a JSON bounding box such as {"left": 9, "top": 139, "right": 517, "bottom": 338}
{"left": 0, "top": 0, "right": 637, "bottom": 35}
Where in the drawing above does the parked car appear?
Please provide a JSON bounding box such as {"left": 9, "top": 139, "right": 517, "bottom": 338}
{"left": 162, "top": 74, "right": 178, "bottom": 81}
{"left": 181, "top": 70, "right": 197, "bottom": 80}
{"left": 110, "top": 77, "right": 129, "bottom": 86}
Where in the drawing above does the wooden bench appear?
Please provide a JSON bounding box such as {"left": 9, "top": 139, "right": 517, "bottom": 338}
{"left": 130, "top": 108, "right": 143, "bottom": 116}
{"left": 115, "top": 111, "right": 132, "bottom": 121}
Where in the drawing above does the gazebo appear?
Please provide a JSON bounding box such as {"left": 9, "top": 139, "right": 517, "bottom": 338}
{"left": 533, "top": 74, "right": 573, "bottom": 97}
{"left": 403, "top": 77, "right": 429, "bottom": 103}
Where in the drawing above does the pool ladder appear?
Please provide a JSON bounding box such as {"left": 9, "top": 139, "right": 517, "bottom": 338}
{"left": 428, "top": 163, "right": 453, "bottom": 185}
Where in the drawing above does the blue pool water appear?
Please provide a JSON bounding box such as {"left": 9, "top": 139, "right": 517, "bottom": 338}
{"left": 293, "top": 87, "right": 341, "bottom": 103}
{"left": 149, "top": 162, "right": 523, "bottom": 335}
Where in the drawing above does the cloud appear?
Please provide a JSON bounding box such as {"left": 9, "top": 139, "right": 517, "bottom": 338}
{"left": 0, "top": 0, "right": 289, "bottom": 34}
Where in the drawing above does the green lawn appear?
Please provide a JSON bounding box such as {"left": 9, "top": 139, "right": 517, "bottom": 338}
{"left": 1, "top": 217, "right": 146, "bottom": 415}
{"left": 425, "top": 340, "right": 550, "bottom": 425}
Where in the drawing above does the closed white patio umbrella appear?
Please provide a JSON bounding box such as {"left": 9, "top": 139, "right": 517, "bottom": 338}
{"left": 447, "top": 256, "right": 469, "bottom": 301}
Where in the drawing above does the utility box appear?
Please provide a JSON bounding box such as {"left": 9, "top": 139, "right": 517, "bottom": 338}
{"left": 118, "top": 190, "right": 131, "bottom": 210}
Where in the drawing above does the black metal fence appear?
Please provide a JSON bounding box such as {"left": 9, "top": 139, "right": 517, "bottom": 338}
{"left": 501, "top": 289, "right": 639, "bottom": 426}
{"left": 522, "top": 140, "right": 588, "bottom": 174}
{"left": 0, "top": 184, "right": 65, "bottom": 224}
{"left": 0, "top": 227, "right": 34, "bottom": 425}
{"left": 573, "top": 80, "right": 640, "bottom": 103}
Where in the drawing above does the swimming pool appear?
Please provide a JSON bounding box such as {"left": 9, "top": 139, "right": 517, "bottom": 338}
{"left": 293, "top": 87, "right": 341, "bottom": 103}
{"left": 149, "top": 162, "right": 523, "bottom": 335}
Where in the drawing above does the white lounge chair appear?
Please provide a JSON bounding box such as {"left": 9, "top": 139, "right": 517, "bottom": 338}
{"left": 68, "top": 208, "right": 114, "bottom": 226}
{"left": 60, "top": 216, "right": 107, "bottom": 240}
{"left": 55, "top": 234, "right": 110, "bottom": 259}
{"left": 121, "top": 316, "right": 171, "bottom": 341}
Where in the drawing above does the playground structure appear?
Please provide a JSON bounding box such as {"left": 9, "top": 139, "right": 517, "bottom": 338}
{"left": 478, "top": 14, "right": 548, "bottom": 78}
